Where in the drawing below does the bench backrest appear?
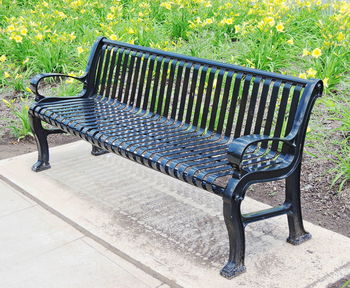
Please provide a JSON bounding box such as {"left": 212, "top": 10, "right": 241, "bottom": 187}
{"left": 85, "top": 37, "right": 322, "bottom": 148}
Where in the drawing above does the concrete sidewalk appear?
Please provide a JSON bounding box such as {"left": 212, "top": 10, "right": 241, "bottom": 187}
{"left": 0, "top": 180, "right": 166, "bottom": 288}
{"left": 0, "top": 141, "right": 349, "bottom": 288}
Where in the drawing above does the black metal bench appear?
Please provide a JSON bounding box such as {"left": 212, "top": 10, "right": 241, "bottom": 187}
{"left": 29, "top": 37, "right": 323, "bottom": 279}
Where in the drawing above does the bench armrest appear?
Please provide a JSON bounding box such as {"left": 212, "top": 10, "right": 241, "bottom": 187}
{"left": 30, "top": 73, "right": 87, "bottom": 101}
{"left": 227, "top": 134, "right": 296, "bottom": 169}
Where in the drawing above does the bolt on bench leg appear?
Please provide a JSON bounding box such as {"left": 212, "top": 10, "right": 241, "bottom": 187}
{"left": 220, "top": 198, "right": 246, "bottom": 279}
{"left": 91, "top": 145, "right": 109, "bottom": 156}
{"left": 29, "top": 114, "right": 51, "bottom": 172}
{"left": 286, "top": 164, "right": 311, "bottom": 245}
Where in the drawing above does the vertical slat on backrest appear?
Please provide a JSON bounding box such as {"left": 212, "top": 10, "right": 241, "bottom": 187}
{"left": 117, "top": 49, "right": 130, "bottom": 102}
{"left": 208, "top": 69, "right": 225, "bottom": 132}
{"left": 244, "top": 76, "right": 262, "bottom": 135}
{"left": 135, "top": 54, "right": 150, "bottom": 109}
{"left": 129, "top": 53, "right": 142, "bottom": 107}
{"left": 94, "top": 45, "right": 107, "bottom": 94}
{"left": 110, "top": 48, "right": 124, "bottom": 100}
{"left": 253, "top": 78, "right": 272, "bottom": 134}
{"left": 142, "top": 55, "right": 156, "bottom": 110}
{"left": 162, "top": 59, "right": 178, "bottom": 117}
{"left": 156, "top": 58, "right": 169, "bottom": 115}
{"left": 105, "top": 47, "right": 117, "bottom": 99}
{"left": 284, "top": 85, "right": 302, "bottom": 136}
{"left": 217, "top": 71, "right": 233, "bottom": 134}
{"left": 122, "top": 51, "right": 137, "bottom": 104}
{"left": 271, "top": 83, "right": 291, "bottom": 150}
{"left": 234, "top": 75, "right": 252, "bottom": 138}
{"left": 200, "top": 68, "right": 216, "bottom": 129}
{"left": 99, "top": 46, "right": 112, "bottom": 97}
{"left": 170, "top": 61, "right": 184, "bottom": 119}
{"left": 185, "top": 64, "right": 200, "bottom": 124}
{"left": 193, "top": 66, "right": 208, "bottom": 126}
{"left": 177, "top": 62, "right": 192, "bottom": 122}
{"left": 263, "top": 81, "right": 281, "bottom": 137}
{"left": 149, "top": 56, "right": 163, "bottom": 112}
{"left": 225, "top": 73, "right": 242, "bottom": 137}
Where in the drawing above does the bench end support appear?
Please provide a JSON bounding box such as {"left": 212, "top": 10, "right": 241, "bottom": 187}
{"left": 29, "top": 114, "right": 51, "bottom": 172}
{"left": 287, "top": 232, "right": 312, "bottom": 245}
{"left": 220, "top": 261, "right": 246, "bottom": 279}
{"left": 285, "top": 163, "right": 311, "bottom": 246}
{"left": 221, "top": 184, "right": 246, "bottom": 279}
{"left": 91, "top": 145, "right": 109, "bottom": 156}
{"left": 32, "top": 160, "right": 51, "bottom": 172}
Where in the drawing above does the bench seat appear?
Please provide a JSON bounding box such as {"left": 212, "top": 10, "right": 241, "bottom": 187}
{"left": 31, "top": 96, "right": 241, "bottom": 194}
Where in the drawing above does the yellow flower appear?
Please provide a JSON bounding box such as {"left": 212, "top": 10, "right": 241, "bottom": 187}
{"left": 110, "top": 34, "right": 118, "bottom": 40}
{"left": 35, "top": 33, "right": 44, "bottom": 40}
{"left": 57, "top": 11, "right": 67, "bottom": 19}
{"left": 66, "top": 78, "right": 74, "bottom": 84}
{"left": 127, "top": 28, "right": 135, "bottom": 34}
{"left": 287, "top": 39, "right": 294, "bottom": 45}
{"left": 204, "top": 18, "right": 214, "bottom": 25}
{"left": 235, "top": 25, "right": 241, "bottom": 33}
{"left": 264, "top": 17, "right": 275, "bottom": 27}
{"left": 306, "top": 68, "right": 317, "bottom": 78}
{"left": 77, "top": 46, "right": 84, "bottom": 54}
{"left": 160, "top": 2, "right": 172, "bottom": 10}
{"left": 138, "top": 12, "right": 144, "bottom": 17}
{"left": 25, "top": 87, "right": 32, "bottom": 93}
{"left": 323, "top": 77, "right": 329, "bottom": 88}
{"left": 68, "top": 33, "right": 76, "bottom": 41}
{"left": 298, "top": 73, "right": 307, "bottom": 79}
{"left": 306, "top": 127, "right": 312, "bottom": 133}
{"left": 276, "top": 23, "right": 284, "bottom": 32}
{"left": 22, "top": 57, "right": 29, "bottom": 64}
{"left": 336, "top": 32, "right": 345, "bottom": 41}
{"left": 4, "top": 71, "right": 11, "bottom": 78}
{"left": 0, "top": 55, "right": 6, "bottom": 62}
{"left": 13, "top": 35, "right": 23, "bottom": 43}
{"left": 42, "top": 1, "right": 49, "bottom": 7}
{"left": 302, "top": 48, "right": 310, "bottom": 57}
{"left": 107, "top": 13, "right": 114, "bottom": 20}
{"left": 7, "top": 25, "right": 15, "bottom": 32}
{"left": 204, "top": 2, "right": 212, "bottom": 7}
{"left": 311, "top": 48, "right": 322, "bottom": 58}
{"left": 20, "top": 27, "right": 27, "bottom": 35}
{"left": 220, "top": 18, "right": 233, "bottom": 25}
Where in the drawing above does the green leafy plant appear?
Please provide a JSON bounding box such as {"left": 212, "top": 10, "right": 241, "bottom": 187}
{"left": 323, "top": 97, "right": 350, "bottom": 191}
{"left": 330, "top": 142, "right": 350, "bottom": 191}
{"left": 2, "top": 97, "right": 33, "bottom": 140}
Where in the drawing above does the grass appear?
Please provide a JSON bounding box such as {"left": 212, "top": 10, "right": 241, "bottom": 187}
{"left": 0, "top": 0, "right": 349, "bottom": 189}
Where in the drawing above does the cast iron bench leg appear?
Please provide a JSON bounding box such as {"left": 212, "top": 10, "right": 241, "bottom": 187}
{"left": 91, "top": 145, "right": 109, "bottom": 156}
{"left": 29, "top": 114, "right": 51, "bottom": 172}
{"left": 286, "top": 164, "right": 312, "bottom": 245}
{"left": 220, "top": 197, "right": 246, "bottom": 279}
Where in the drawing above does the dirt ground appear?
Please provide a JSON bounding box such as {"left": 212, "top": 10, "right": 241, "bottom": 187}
{"left": 0, "top": 93, "right": 349, "bottom": 239}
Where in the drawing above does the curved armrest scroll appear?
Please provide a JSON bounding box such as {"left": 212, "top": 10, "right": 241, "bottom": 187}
{"left": 227, "top": 134, "right": 296, "bottom": 169}
{"left": 30, "top": 73, "right": 87, "bottom": 101}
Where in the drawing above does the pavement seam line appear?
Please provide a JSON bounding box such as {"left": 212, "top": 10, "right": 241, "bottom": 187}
{"left": 0, "top": 174, "right": 183, "bottom": 288}
{"left": 0, "top": 204, "right": 37, "bottom": 220}
{"left": 81, "top": 237, "right": 159, "bottom": 288}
